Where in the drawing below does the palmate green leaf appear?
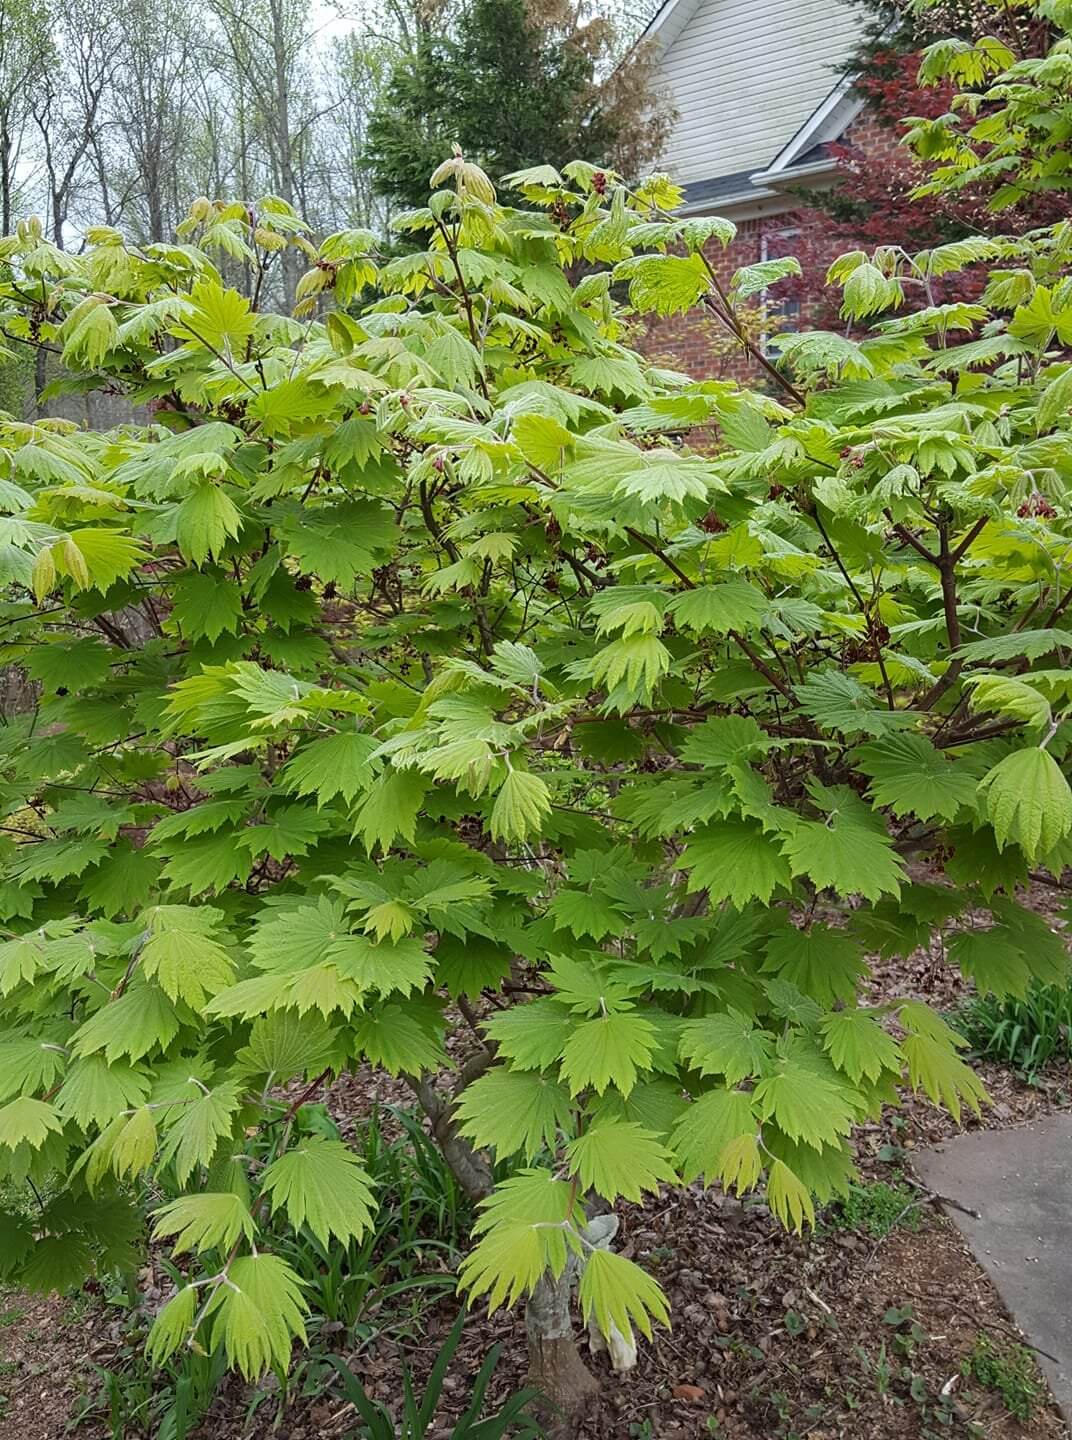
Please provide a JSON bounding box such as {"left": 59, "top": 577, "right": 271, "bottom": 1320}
{"left": 79, "top": 844, "right": 161, "bottom": 919}
{"left": 731, "top": 255, "right": 802, "bottom": 301}
{"left": 956, "top": 628, "right": 1069, "bottom": 662}
{"left": 547, "top": 887, "right": 629, "bottom": 941}
{"left": 512, "top": 412, "right": 574, "bottom": 471}
{"left": 559, "top": 1012, "right": 657, "bottom": 1098}
{"left": 482, "top": 998, "right": 574, "bottom": 1072}
{"left": 565, "top": 1120, "right": 676, "bottom": 1202}
{"left": 246, "top": 377, "right": 336, "bottom": 437}
{"left": 615, "top": 252, "right": 709, "bottom": 316}
{"left": 146, "top": 1285, "right": 198, "bottom": 1366}
{"left": 281, "top": 731, "right": 379, "bottom": 807}
{"left": 247, "top": 897, "right": 347, "bottom": 973}
{"left": 240, "top": 805, "right": 330, "bottom": 862}
{"left": 205, "top": 973, "right": 292, "bottom": 1020}
{"left": 765, "top": 1159, "right": 815, "bottom": 1233}
{"left": 1037, "top": 366, "right": 1072, "bottom": 432}
{"left": 152, "top": 1191, "right": 256, "bottom": 1256}
{"left": 979, "top": 746, "right": 1072, "bottom": 862}
{"left": 0, "top": 934, "right": 49, "bottom": 996}
{"left": 677, "top": 1011, "right": 775, "bottom": 1085}
{"left": 666, "top": 580, "right": 769, "bottom": 636}
{"left": 261, "top": 1138, "right": 376, "bottom": 1246}
{"left": 459, "top": 1220, "right": 559, "bottom": 1316}
{"left": 110, "top": 1105, "right": 158, "bottom": 1179}
{"left": 169, "top": 571, "right": 244, "bottom": 643}
{"left": 331, "top": 933, "right": 434, "bottom": 998}
{"left": 19, "top": 1234, "right": 95, "bottom": 1294}
{"left": 159, "top": 1081, "right": 243, "bottom": 1185}
{"left": 614, "top": 458, "right": 712, "bottom": 506}
{"left": 62, "top": 297, "right": 118, "bottom": 367}
{"left": 236, "top": 1011, "right": 338, "bottom": 1083}
{"left": 945, "top": 823, "right": 1029, "bottom": 897}
{"left": 795, "top": 671, "right": 913, "bottom": 738}
{"left": 55, "top": 1057, "right": 149, "bottom": 1129}
{"left": 678, "top": 714, "right": 773, "bottom": 769}
{"left": 67, "top": 528, "right": 148, "bottom": 590}
{"left": 489, "top": 768, "right": 551, "bottom": 843}
{"left": 819, "top": 1010, "right": 901, "bottom": 1083}
{"left": 965, "top": 675, "right": 1051, "bottom": 730}
{"left": 569, "top": 353, "right": 648, "bottom": 400}
{"left": 0, "top": 1095, "right": 63, "bottom": 1150}
{"left": 989, "top": 896, "right": 1071, "bottom": 986}
{"left": 351, "top": 1002, "right": 448, "bottom": 1075}
{"left": 425, "top": 325, "right": 483, "bottom": 387}
{"left": 72, "top": 984, "right": 181, "bottom": 1064}
{"left": 352, "top": 769, "right": 427, "bottom": 854}
{"left": 175, "top": 484, "right": 243, "bottom": 566}
{"left": 578, "top": 1248, "right": 670, "bottom": 1345}
{"left": 140, "top": 925, "right": 235, "bottom": 1010}
{"left": 160, "top": 830, "right": 255, "bottom": 895}
{"left": 949, "top": 927, "right": 1033, "bottom": 998}
{"left": 902, "top": 1031, "right": 987, "bottom": 1121}
{"left": 752, "top": 1064, "right": 859, "bottom": 1150}
{"left": 277, "top": 504, "right": 392, "bottom": 588}
{"left": 455, "top": 1068, "right": 574, "bottom": 1161}
{"left": 589, "top": 633, "right": 671, "bottom": 699}
{"left": 764, "top": 1131, "right": 856, "bottom": 1204}
{"left": 278, "top": 964, "right": 364, "bottom": 1019}
{"left": 899, "top": 1001, "right": 988, "bottom": 1122}
{"left": 681, "top": 821, "right": 792, "bottom": 907}
{"left": 670, "top": 1088, "right": 756, "bottom": 1185}
{"left": 763, "top": 923, "right": 868, "bottom": 1007}
{"left": 24, "top": 636, "right": 113, "bottom": 692}
{"left": 10, "top": 837, "right": 109, "bottom": 886}
{"left": 360, "top": 898, "right": 416, "bottom": 942}
{"left": 206, "top": 1253, "right": 308, "bottom": 1380}
{"left": 590, "top": 1078, "right": 688, "bottom": 1140}
{"left": 173, "top": 278, "right": 255, "bottom": 351}
{"left": 720, "top": 1132, "right": 766, "bottom": 1194}
{"left": 460, "top": 1169, "right": 580, "bottom": 1311}
{"left": 545, "top": 953, "right": 636, "bottom": 1017}
{"left": 855, "top": 734, "right": 978, "bottom": 821}
{"left": 782, "top": 813, "right": 905, "bottom": 902}
{"left": 433, "top": 933, "right": 512, "bottom": 998}
{"left": 0, "top": 1037, "right": 67, "bottom": 1102}
{"left": 0, "top": 1207, "right": 35, "bottom": 1280}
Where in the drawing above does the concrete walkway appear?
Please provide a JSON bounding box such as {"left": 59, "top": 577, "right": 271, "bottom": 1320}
{"left": 914, "top": 1111, "right": 1072, "bottom": 1425}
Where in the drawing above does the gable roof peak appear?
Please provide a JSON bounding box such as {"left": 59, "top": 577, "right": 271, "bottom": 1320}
{"left": 641, "top": 0, "right": 707, "bottom": 52}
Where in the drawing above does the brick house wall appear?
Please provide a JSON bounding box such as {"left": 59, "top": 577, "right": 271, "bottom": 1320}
{"left": 640, "top": 112, "right": 904, "bottom": 386}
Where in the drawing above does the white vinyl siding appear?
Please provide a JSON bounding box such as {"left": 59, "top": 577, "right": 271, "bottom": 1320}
{"left": 656, "top": 0, "right": 863, "bottom": 185}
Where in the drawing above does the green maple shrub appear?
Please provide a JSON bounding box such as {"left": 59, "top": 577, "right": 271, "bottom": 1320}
{"left": 0, "top": 0, "right": 1072, "bottom": 1398}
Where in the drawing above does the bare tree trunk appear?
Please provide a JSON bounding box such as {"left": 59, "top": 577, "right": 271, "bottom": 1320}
{"left": 408, "top": 1067, "right": 494, "bottom": 1202}
{"left": 407, "top": 1061, "right": 600, "bottom": 1437}
{"left": 33, "top": 344, "right": 48, "bottom": 418}
{"left": 526, "top": 1265, "right": 600, "bottom": 1439}
{"left": 1, "top": 126, "right": 12, "bottom": 235}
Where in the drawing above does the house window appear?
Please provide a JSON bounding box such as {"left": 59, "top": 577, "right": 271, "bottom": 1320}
{"left": 764, "top": 296, "right": 802, "bottom": 357}
{"left": 761, "top": 226, "right": 802, "bottom": 358}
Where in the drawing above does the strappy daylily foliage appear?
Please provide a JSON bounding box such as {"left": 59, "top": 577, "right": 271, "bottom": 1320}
{"left": 0, "top": 3, "right": 1071, "bottom": 1379}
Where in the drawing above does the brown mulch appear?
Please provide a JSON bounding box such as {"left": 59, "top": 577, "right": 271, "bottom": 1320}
{"left": 0, "top": 1290, "right": 101, "bottom": 1438}
{"left": 2, "top": 894, "right": 1071, "bottom": 1440}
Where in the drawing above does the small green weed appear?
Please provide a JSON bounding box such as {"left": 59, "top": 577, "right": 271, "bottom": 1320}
{"left": 964, "top": 1335, "right": 1044, "bottom": 1421}
{"left": 827, "top": 1180, "right": 921, "bottom": 1238}
{"left": 328, "top": 1311, "right": 545, "bottom": 1438}
{"left": 955, "top": 982, "right": 1072, "bottom": 1079}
